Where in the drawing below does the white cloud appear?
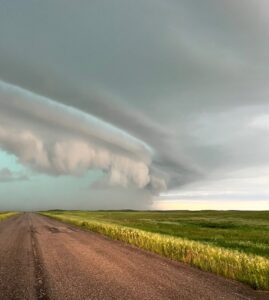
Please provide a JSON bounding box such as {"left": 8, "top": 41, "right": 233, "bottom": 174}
{"left": 159, "top": 166, "right": 269, "bottom": 201}
{"left": 249, "top": 114, "right": 269, "bottom": 130}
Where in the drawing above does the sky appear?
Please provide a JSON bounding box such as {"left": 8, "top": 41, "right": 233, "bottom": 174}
{"left": 0, "top": 0, "right": 269, "bottom": 210}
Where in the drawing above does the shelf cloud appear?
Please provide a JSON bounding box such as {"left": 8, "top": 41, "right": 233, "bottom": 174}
{"left": 0, "top": 81, "right": 157, "bottom": 189}
{"left": 0, "top": 0, "right": 269, "bottom": 209}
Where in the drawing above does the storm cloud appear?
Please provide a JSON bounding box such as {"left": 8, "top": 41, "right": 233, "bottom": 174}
{"left": 0, "top": 0, "right": 269, "bottom": 209}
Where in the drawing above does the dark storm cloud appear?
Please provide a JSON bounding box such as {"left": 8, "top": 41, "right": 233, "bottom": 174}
{"left": 0, "top": 0, "right": 269, "bottom": 207}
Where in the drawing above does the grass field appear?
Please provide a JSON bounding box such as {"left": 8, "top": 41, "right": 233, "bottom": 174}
{"left": 41, "top": 210, "right": 269, "bottom": 290}
{"left": 0, "top": 212, "right": 18, "bottom": 222}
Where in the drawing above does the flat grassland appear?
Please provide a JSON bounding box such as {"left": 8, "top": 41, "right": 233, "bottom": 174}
{"left": 41, "top": 210, "right": 269, "bottom": 290}
{"left": 0, "top": 212, "right": 17, "bottom": 221}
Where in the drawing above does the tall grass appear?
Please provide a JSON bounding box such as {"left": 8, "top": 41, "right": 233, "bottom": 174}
{"left": 41, "top": 212, "right": 269, "bottom": 290}
{"left": 0, "top": 212, "right": 18, "bottom": 221}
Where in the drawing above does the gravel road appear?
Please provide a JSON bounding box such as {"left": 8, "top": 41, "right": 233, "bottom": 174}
{"left": 0, "top": 213, "right": 268, "bottom": 300}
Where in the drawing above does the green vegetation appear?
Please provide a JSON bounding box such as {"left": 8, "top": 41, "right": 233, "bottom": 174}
{"left": 0, "top": 212, "right": 18, "bottom": 221}
{"left": 41, "top": 210, "right": 269, "bottom": 290}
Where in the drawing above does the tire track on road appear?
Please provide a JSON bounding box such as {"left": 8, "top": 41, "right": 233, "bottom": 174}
{"left": 29, "top": 217, "right": 50, "bottom": 300}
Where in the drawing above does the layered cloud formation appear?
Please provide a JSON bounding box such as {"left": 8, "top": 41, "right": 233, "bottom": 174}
{"left": 0, "top": 0, "right": 269, "bottom": 209}
{"left": 0, "top": 80, "right": 160, "bottom": 189}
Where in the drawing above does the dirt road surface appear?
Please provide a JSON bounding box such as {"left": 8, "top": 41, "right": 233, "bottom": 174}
{"left": 0, "top": 213, "right": 268, "bottom": 300}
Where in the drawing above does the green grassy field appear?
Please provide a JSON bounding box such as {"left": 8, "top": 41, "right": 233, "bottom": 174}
{"left": 0, "top": 212, "right": 18, "bottom": 222}
{"left": 41, "top": 210, "right": 269, "bottom": 290}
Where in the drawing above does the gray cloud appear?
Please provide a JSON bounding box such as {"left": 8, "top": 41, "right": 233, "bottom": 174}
{"left": 0, "top": 168, "right": 28, "bottom": 182}
{"left": 0, "top": 77, "right": 200, "bottom": 192}
{"left": 0, "top": 0, "right": 269, "bottom": 208}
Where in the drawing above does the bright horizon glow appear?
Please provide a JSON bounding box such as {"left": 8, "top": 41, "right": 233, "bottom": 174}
{"left": 153, "top": 199, "right": 269, "bottom": 211}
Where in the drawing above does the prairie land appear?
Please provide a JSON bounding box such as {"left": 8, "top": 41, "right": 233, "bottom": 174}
{"left": 0, "top": 212, "right": 17, "bottom": 222}
{"left": 41, "top": 210, "right": 269, "bottom": 290}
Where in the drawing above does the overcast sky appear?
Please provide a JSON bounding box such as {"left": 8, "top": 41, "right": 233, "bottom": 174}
{"left": 0, "top": 0, "right": 269, "bottom": 210}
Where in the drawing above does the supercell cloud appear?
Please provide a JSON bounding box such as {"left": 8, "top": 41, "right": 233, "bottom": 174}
{"left": 0, "top": 0, "right": 269, "bottom": 209}
{"left": 0, "top": 80, "right": 156, "bottom": 189}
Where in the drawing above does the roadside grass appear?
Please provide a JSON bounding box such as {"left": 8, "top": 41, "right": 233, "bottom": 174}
{"left": 41, "top": 210, "right": 269, "bottom": 290}
{"left": 41, "top": 210, "right": 269, "bottom": 258}
{"left": 0, "top": 212, "right": 18, "bottom": 221}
